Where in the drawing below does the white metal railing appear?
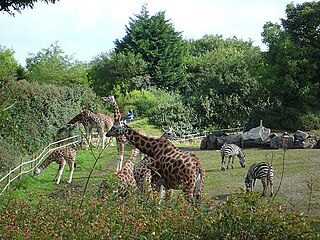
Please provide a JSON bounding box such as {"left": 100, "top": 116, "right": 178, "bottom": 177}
{"left": 0, "top": 135, "right": 81, "bottom": 197}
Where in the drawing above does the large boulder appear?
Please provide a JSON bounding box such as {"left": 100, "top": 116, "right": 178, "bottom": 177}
{"left": 270, "top": 134, "right": 295, "bottom": 149}
{"left": 200, "top": 132, "right": 242, "bottom": 150}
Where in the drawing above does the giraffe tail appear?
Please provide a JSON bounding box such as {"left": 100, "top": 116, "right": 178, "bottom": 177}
{"left": 193, "top": 171, "right": 202, "bottom": 198}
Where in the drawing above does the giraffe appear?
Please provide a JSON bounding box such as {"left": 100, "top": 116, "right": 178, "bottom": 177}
{"left": 161, "top": 126, "right": 177, "bottom": 141}
{"left": 67, "top": 109, "right": 104, "bottom": 150}
{"left": 101, "top": 96, "right": 146, "bottom": 172}
{"left": 105, "top": 122, "right": 206, "bottom": 200}
{"left": 34, "top": 146, "right": 76, "bottom": 184}
{"left": 100, "top": 148, "right": 140, "bottom": 197}
{"left": 95, "top": 112, "right": 114, "bottom": 147}
{"left": 133, "top": 127, "right": 177, "bottom": 197}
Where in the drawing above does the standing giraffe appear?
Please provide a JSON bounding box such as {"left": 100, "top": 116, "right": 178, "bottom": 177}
{"left": 67, "top": 109, "right": 104, "bottom": 149}
{"left": 134, "top": 127, "right": 177, "bottom": 197}
{"left": 101, "top": 96, "right": 125, "bottom": 171}
{"left": 101, "top": 96, "right": 147, "bottom": 172}
{"left": 34, "top": 146, "right": 76, "bottom": 184}
{"left": 105, "top": 122, "right": 206, "bottom": 200}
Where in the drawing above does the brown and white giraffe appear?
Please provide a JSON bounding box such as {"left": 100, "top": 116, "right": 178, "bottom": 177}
{"left": 116, "top": 148, "right": 140, "bottom": 193}
{"left": 133, "top": 127, "right": 177, "bottom": 197}
{"left": 105, "top": 122, "right": 206, "bottom": 200}
{"left": 100, "top": 148, "right": 139, "bottom": 197}
{"left": 67, "top": 109, "right": 104, "bottom": 149}
{"left": 101, "top": 96, "right": 146, "bottom": 172}
{"left": 34, "top": 146, "right": 76, "bottom": 184}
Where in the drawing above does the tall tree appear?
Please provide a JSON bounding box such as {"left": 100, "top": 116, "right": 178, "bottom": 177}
{"left": 184, "top": 35, "right": 264, "bottom": 129}
{"left": 26, "top": 42, "right": 89, "bottom": 86}
{"left": 88, "top": 51, "right": 148, "bottom": 96}
{"left": 114, "top": 4, "right": 187, "bottom": 91}
{"left": 0, "top": 0, "right": 58, "bottom": 16}
{"left": 261, "top": 1, "right": 320, "bottom": 130}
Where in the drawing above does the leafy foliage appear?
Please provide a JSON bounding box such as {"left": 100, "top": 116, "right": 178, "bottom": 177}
{"left": 1, "top": 79, "right": 99, "bottom": 154}
{"left": 0, "top": 0, "right": 58, "bottom": 16}
{"left": 26, "top": 42, "right": 89, "bottom": 86}
{"left": 261, "top": 1, "right": 320, "bottom": 130}
{"left": 184, "top": 35, "right": 264, "bottom": 129}
{"left": 0, "top": 192, "right": 317, "bottom": 239}
{"left": 88, "top": 51, "right": 148, "bottom": 96}
{"left": 114, "top": 4, "right": 187, "bottom": 91}
{"left": 0, "top": 45, "right": 19, "bottom": 83}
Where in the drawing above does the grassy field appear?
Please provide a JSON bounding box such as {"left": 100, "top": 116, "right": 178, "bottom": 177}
{"left": 4, "top": 138, "right": 320, "bottom": 217}
{"left": 0, "top": 128, "right": 320, "bottom": 239}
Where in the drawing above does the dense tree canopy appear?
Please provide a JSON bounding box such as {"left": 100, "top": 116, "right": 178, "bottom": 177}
{"left": 26, "top": 42, "right": 89, "bottom": 86}
{"left": 261, "top": 1, "right": 320, "bottom": 130}
{"left": 0, "top": 0, "right": 58, "bottom": 15}
{"left": 88, "top": 51, "right": 148, "bottom": 96}
{"left": 114, "top": 4, "right": 187, "bottom": 91}
{"left": 184, "top": 35, "right": 265, "bottom": 129}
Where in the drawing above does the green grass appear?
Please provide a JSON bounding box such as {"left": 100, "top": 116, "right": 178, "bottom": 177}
{"left": 1, "top": 126, "right": 320, "bottom": 238}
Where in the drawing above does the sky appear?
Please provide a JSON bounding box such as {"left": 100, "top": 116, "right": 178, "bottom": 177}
{"left": 1, "top": 0, "right": 308, "bottom": 66}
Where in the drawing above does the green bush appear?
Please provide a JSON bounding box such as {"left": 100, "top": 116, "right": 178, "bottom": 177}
{"left": 299, "top": 112, "right": 320, "bottom": 131}
{"left": 150, "top": 101, "right": 198, "bottom": 135}
{"left": 0, "top": 192, "right": 317, "bottom": 239}
{"left": 2, "top": 80, "right": 99, "bottom": 154}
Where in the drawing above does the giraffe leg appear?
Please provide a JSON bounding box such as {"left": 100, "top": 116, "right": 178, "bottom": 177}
{"left": 67, "top": 162, "right": 75, "bottom": 183}
{"left": 56, "top": 161, "right": 66, "bottom": 184}
{"left": 116, "top": 137, "right": 125, "bottom": 172}
{"left": 85, "top": 126, "right": 90, "bottom": 150}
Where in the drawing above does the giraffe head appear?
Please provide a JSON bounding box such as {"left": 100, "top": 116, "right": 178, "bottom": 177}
{"left": 161, "top": 126, "right": 177, "bottom": 141}
{"left": 106, "top": 121, "right": 126, "bottom": 137}
{"left": 34, "top": 168, "right": 42, "bottom": 175}
{"left": 101, "top": 96, "right": 116, "bottom": 104}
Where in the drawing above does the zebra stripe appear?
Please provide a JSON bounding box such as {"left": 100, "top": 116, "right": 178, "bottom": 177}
{"left": 245, "top": 162, "right": 274, "bottom": 196}
{"left": 220, "top": 143, "right": 245, "bottom": 171}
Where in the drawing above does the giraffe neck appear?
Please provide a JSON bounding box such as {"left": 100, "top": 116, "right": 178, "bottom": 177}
{"left": 113, "top": 102, "right": 122, "bottom": 122}
{"left": 37, "top": 157, "right": 55, "bottom": 172}
{"left": 123, "top": 125, "right": 166, "bottom": 158}
{"left": 68, "top": 112, "right": 84, "bottom": 124}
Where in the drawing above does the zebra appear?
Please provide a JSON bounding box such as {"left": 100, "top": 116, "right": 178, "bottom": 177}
{"left": 245, "top": 162, "right": 274, "bottom": 196}
{"left": 220, "top": 143, "right": 245, "bottom": 171}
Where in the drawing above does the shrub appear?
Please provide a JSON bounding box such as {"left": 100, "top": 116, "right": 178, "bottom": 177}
{"left": 0, "top": 192, "right": 317, "bottom": 239}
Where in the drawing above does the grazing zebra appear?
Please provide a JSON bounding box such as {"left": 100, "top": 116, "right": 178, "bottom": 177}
{"left": 245, "top": 162, "right": 274, "bottom": 196}
{"left": 220, "top": 143, "right": 245, "bottom": 171}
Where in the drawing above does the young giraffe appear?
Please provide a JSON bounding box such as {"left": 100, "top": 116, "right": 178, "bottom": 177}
{"left": 100, "top": 148, "right": 140, "bottom": 196}
{"left": 106, "top": 122, "right": 206, "bottom": 199}
{"left": 68, "top": 109, "right": 105, "bottom": 149}
{"left": 34, "top": 146, "right": 76, "bottom": 184}
{"left": 101, "top": 96, "right": 146, "bottom": 172}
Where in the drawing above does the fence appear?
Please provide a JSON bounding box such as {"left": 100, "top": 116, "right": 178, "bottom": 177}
{"left": 0, "top": 126, "right": 243, "bottom": 197}
{"left": 174, "top": 127, "right": 243, "bottom": 143}
{"left": 0, "top": 135, "right": 81, "bottom": 197}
